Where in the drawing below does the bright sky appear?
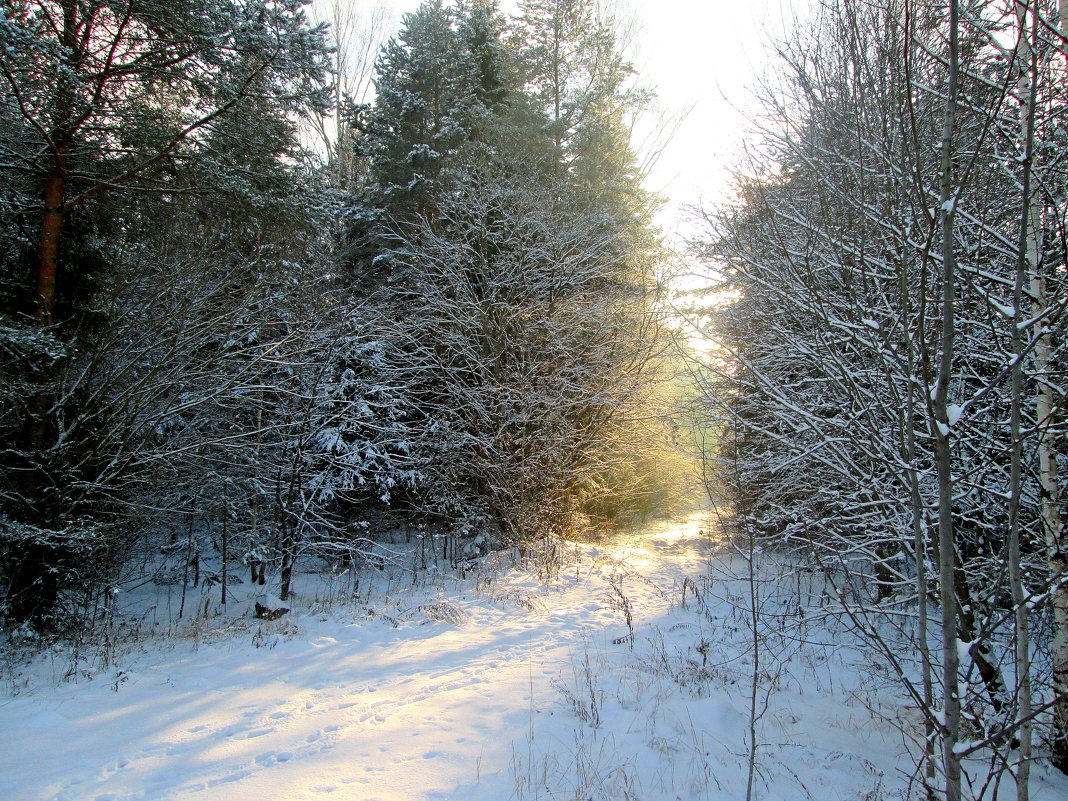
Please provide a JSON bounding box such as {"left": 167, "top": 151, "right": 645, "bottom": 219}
{"left": 346, "top": 0, "right": 813, "bottom": 242}
{"left": 620, "top": 0, "right": 811, "bottom": 241}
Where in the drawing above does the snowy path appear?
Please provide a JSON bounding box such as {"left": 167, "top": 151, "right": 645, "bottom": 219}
{"left": 6, "top": 514, "right": 1067, "bottom": 801}
{"left": 1, "top": 515, "right": 712, "bottom": 801}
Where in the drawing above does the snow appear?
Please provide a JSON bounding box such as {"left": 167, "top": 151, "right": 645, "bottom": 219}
{"left": 956, "top": 637, "right": 974, "bottom": 666}
{"left": 3, "top": 513, "right": 1067, "bottom": 801}
{"left": 947, "top": 403, "right": 963, "bottom": 427}
{"left": 990, "top": 300, "right": 1016, "bottom": 318}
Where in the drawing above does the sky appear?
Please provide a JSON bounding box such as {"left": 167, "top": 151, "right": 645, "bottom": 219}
{"left": 615, "top": 0, "right": 810, "bottom": 240}
{"left": 344, "top": 0, "right": 814, "bottom": 242}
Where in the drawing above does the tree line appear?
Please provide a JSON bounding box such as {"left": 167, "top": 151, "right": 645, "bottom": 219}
{"left": 695, "top": 0, "right": 1068, "bottom": 793}
{"left": 0, "top": 0, "right": 682, "bottom": 631}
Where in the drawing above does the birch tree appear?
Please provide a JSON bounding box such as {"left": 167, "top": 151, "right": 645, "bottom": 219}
{"left": 694, "top": 0, "right": 1068, "bottom": 792}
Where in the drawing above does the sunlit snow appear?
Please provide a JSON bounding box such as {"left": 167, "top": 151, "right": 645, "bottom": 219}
{"left": 3, "top": 513, "right": 1066, "bottom": 800}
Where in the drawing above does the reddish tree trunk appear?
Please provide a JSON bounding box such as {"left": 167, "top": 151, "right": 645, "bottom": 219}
{"left": 36, "top": 149, "right": 68, "bottom": 326}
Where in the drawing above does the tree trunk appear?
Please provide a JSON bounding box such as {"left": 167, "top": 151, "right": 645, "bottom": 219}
{"left": 1035, "top": 250, "right": 1067, "bottom": 773}
{"left": 36, "top": 151, "right": 67, "bottom": 326}
{"left": 896, "top": 250, "right": 936, "bottom": 795}
{"left": 1040, "top": 0, "right": 1068, "bottom": 776}
{"left": 221, "top": 493, "right": 229, "bottom": 607}
{"left": 35, "top": 0, "right": 78, "bottom": 324}
{"left": 8, "top": 3, "right": 77, "bottom": 627}
{"left": 279, "top": 539, "right": 295, "bottom": 602}
{"left": 5, "top": 542, "right": 61, "bottom": 628}
{"left": 935, "top": 2, "right": 962, "bottom": 797}
{"left": 1009, "top": 4, "right": 1038, "bottom": 793}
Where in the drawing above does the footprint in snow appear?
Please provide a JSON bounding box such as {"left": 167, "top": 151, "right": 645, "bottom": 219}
{"left": 255, "top": 751, "right": 294, "bottom": 766}
{"left": 240, "top": 726, "right": 275, "bottom": 739}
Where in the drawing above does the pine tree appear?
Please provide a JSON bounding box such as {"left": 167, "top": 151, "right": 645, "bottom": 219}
{"left": 358, "top": 0, "right": 473, "bottom": 224}
{"left": 0, "top": 0, "right": 332, "bottom": 627}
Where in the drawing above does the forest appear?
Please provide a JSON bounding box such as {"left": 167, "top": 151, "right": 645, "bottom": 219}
{"left": 1, "top": 1, "right": 1067, "bottom": 800}
{"left": 0, "top": 0, "right": 684, "bottom": 626}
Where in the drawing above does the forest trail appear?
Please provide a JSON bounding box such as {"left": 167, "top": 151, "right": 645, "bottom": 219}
{"left": 8, "top": 513, "right": 1068, "bottom": 800}
{"left": 1, "top": 514, "right": 717, "bottom": 801}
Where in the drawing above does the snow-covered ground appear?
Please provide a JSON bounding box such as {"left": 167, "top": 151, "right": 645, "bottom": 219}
{"left": 3, "top": 513, "right": 1067, "bottom": 801}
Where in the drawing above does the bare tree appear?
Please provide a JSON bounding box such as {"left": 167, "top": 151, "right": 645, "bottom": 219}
{"left": 307, "top": 0, "right": 393, "bottom": 188}
{"left": 366, "top": 166, "right": 671, "bottom": 542}
{"left": 692, "top": 0, "right": 1068, "bottom": 795}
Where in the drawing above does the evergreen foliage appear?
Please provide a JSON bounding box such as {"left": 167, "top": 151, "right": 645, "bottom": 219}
{"left": 0, "top": 0, "right": 675, "bottom": 630}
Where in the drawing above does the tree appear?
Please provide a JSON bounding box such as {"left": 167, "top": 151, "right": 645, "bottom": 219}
{"left": 335, "top": 0, "right": 671, "bottom": 547}
{"left": 693, "top": 0, "right": 1068, "bottom": 792}
{"left": 0, "top": 0, "right": 329, "bottom": 326}
{"left": 511, "top": 0, "right": 625, "bottom": 170}
{"left": 307, "top": 0, "right": 392, "bottom": 190}
{"left": 370, "top": 167, "right": 669, "bottom": 541}
{"left": 354, "top": 0, "right": 475, "bottom": 226}
{"left": 0, "top": 0, "right": 332, "bottom": 627}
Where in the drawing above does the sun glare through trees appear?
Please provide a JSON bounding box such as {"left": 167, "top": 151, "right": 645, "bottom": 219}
{"left": 1, "top": 2, "right": 1066, "bottom": 800}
